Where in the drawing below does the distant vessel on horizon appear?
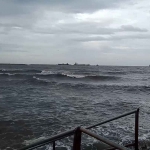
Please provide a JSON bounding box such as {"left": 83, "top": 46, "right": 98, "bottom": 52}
{"left": 58, "top": 63, "right": 90, "bottom": 66}
{"left": 74, "top": 63, "right": 90, "bottom": 66}
{"left": 58, "top": 63, "right": 70, "bottom": 65}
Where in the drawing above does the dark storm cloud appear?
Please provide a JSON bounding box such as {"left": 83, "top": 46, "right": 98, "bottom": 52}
{"left": 0, "top": 0, "right": 131, "bottom": 16}
{"left": 121, "top": 25, "right": 148, "bottom": 32}
{"left": 0, "top": 1, "right": 34, "bottom": 16}
{"left": 111, "top": 34, "right": 150, "bottom": 40}
{"left": 1, "top": 0, "right": 146, "bottom": 36}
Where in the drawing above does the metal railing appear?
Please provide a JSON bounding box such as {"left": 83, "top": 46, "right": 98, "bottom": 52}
{"left": 20, "top": 108, "right": 139, "bottom": 150}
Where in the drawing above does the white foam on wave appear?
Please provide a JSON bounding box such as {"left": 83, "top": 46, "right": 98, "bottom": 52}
{"left": 62, "top": 73, "right": 85, "bottom": 78}
{"left": 39, "top": 70, "right": 86, "bottom": 78}
{"left": 40, "top": 70, "right": 56, "bottom": 75}
{"left": 7, "top": 73, "right": 15, "bottom": 76}
{"left": 0, "top": 73, "right": 15, "bottom": 76}
{"left": 33, "top": 76, "right": 49, "bottom": 83}
{"left": 1, "top": 68, "right": 23, "bottom": 71}
{"left": 23, "top": 136, "right": 47, "bottom": 145}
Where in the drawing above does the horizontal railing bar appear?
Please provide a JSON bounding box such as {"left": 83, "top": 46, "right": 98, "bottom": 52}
{"left": 86, "top": 109, "right": 138, "bottom": 129}
{"left": 20, "top": 129, "right": 75, "bottom": 150}
{"left": 104, "top": 143, "right": 135, "bottom": 150}
{"left": 80, "top": 127, "right": 129, "bottom": 150}
{"left": 125, "top": 143, "right": 135, "bottom": 147}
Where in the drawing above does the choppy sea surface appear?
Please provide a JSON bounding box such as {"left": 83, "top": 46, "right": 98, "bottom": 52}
{"left": 0, "top": 64, "right": 150, "bottom": 150}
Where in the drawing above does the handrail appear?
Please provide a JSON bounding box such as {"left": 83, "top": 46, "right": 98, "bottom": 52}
{"left": 20, "top": 129, "right": 75, "bottom": 150}
{"left": 104, "top": 143, "right": 135, "bottom": 150}
{"left": 20, "top": 108, "right": 139, "bottom": 150}
{"left": 86, "top": 109, "right": 138, "bottom": 129}
{"left": 80, "top": 127, "right": 129, "bottom": 150}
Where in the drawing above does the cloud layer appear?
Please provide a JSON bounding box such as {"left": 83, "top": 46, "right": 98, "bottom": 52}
{"left": 0, "top": 0, "right": 150, "bottom": 65}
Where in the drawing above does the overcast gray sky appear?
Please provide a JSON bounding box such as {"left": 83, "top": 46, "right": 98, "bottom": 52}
{"left": 0, "top": 0, "right": 150, "bottom": 65}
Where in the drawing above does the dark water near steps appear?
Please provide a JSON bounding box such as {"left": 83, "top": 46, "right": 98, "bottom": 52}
{"left": 0, "top": 64, "right": 150, "bottom": 150}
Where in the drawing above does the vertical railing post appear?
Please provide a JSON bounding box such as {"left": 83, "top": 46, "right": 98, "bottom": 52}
{"left": 135, "top": 108, "right": 139, "bottom": 150}
{"left": 53, "top": 141, "right": 55, "bottom": 150}
{"left": 73, "top": 127, "right": 81, "bottom": 150}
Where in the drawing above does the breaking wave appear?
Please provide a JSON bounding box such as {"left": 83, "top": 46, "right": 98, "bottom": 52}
{"left": 33, "top": 74, "right": 120, "bottom": 82}
{"left": 38, "top": 70, "right": 120, "bottom": 81}
{"left": 31, "top": 76, "right": 51, "bottom": 84}
{"left": 0, "top": 70, "right": 120, "bottom": 82}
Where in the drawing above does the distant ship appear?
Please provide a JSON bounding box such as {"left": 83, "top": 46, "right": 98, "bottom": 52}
{"left": 58, "top": 63, "right": 70, "bottom": 65}
{"left": 74, "top": 63, "right": 90, "bottom": 66}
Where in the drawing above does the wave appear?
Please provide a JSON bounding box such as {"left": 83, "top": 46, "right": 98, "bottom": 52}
{"left": 0, "top": 71, "right": 120, "bottom": 83}
{"left": 0, "top": 69, "right": 41, "bottom": 74}
{"left": 38, "top": 73, "right": 84, "bottom": 79}
{"left": 0, "top": 73, "right": 14, "bottom": 76}
{"left": 84, "top": 75, "right": 119, "bottom": 80}
{"left": 0, "top": 69, "right": 121, "bottom": 82}
{"left": 21, "top": 76, "right": 57, "bottom": 85}
{"left": 32, "top": 76, "right": 50, "bottom": 84}
{"left": 125, "top": 85, "right": 150, "bottom": 93}
{"left": 36, "top": 74, "right": 120, "bottom": 82}
{"left": 1, "top": 72, "right": 150, "bottom": 93}
{"left": 104, "top": 71, "right": 127, "bottom": 75}
{"left": 38, "top": 71, "right": 120, "bottom": 81}
{"left": 57, "top": 82, "right": 150, "bottom": 93}
{"left": 0, "top": 73, "right": 33, "bottom": 78}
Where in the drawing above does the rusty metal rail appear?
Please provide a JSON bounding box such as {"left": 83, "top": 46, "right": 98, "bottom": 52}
{"left": 20, "top": 129, "right": 75, "bottom": 150}
{"left": 20, "top": 108, "right": 139, "bottom": 150}
{"left": 80, "top": 127, "right": 128, "bottom": 150}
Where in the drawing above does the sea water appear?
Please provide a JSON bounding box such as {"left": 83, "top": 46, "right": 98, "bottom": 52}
{"left": 0, "top": 64, "right": 150, "bottom": 149}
